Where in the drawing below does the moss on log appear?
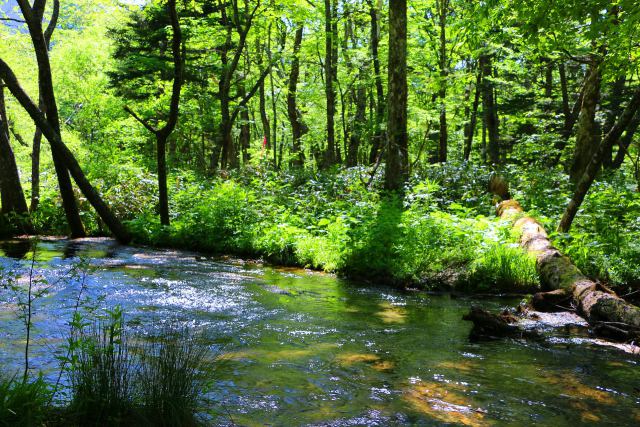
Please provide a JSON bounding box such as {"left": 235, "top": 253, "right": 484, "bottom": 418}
{"left": 495, "top": 198, "right": 640, "bottom": 339}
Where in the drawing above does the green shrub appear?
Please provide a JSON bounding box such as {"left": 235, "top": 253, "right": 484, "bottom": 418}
{"left": 254, "top": 223, "right": 308, "bottom": 265}
{"left": 0, "top": 375, "right": 50, "bottom": 427}
{"left": 467, "top": 243, "right": 540, "bottom": 292}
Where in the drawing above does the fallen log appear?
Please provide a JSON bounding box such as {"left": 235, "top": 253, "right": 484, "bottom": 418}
{"left": 462, "top": 306, "right": 540, "bottom": 340}
{"left": 489, "top": 178, "right": 640, "bottom": 341}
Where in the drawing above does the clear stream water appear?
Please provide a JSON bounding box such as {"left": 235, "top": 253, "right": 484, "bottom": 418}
{"left": 0, "top": 238, "right": 638, "bottom": 426}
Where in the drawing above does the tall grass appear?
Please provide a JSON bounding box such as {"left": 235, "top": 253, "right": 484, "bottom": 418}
{"left": 67, "top": 316, "right": 137, "bottom": 425}
{"left": 137, "top": 329, "right": 208, "bottom": 427}
{"left": 468, "top": 243, "right": 540, "bottom": 292}
{"left": 65, "top": 316, "right": 208, "bottom": 426}
{"left": 0, "top": 375, "right": 50, "bottom": 427}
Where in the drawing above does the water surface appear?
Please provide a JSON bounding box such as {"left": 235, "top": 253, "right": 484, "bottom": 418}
{"left": 0, "top": 238, "right": 638, "bottom": 426}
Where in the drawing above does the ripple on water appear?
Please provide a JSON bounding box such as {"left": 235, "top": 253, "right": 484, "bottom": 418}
{"left": 1, "top": 238, "right": 640, "bottom": 426}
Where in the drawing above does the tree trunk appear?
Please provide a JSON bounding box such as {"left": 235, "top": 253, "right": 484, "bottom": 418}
{"left": 323, "top": 0, "right": 337, "bottom": 166}
{"left": 240, "top": 105, "right": 251, "bottom": 165}
{"left": 29, "top": 0, "right": 59, "bottom": 214}
{"left": 368, "top": 0, "right": 386, "bottom": 165}
{"left": 288, "top": 25, "right": 306, "bottom": 168}
{"left": 569, "top": 62, "right": 601, "bottom": 183}
{"left": 17, "top": 0, "right": 85, "bottom": 237}
{"left": 0, "top": 81, "right": 33, "bottom": 233}
{"left": 256, "top": 43, "right": 270, "bottom": 152}
{"left": 124, "top": 0, "right": 182, "bottom": 226}
{"left": 437, "top": 0, "right": 448, "bottom": 163}
{"left": 544, "top": 59, "right": 553, "bottom": 98}
{"left": 384, "top": 0, "right": 408, "bottom": 191}
{"left": 31, "top": 125, "right": 42, "bottom": 212}
{"left": 463, "top": 65, "right": 482, "bottom": 161}
{"left": 480, "top": 54, "right": 499, "bottom": 164}
{"left": 267, "top": 26, "right": 278, "bottom": 170}
{"left": 0, "top": 58, "right": 131, "bottom": 243}
{"left": 559, "top": 63, "right": 571, "bottom": 127}
{"left": 218, "top": 24, "right": 234, "bottom": 170}
{"left": 552, "top": 63, "right": 585, "bottom": 165}
{"left": 156, "top": 134, "right": 169, "bottom": 225}
{"left": 332, "top": 0, "right": 341, "bottom": 163}
{"left": 612, "top": 110, "right": 640, "bottom": 168}
{"left": 559, "top": 85, "right": 640, "bottom": 232}
{"left": 347, "top": 84, "right": 367, "bottom": 167}
{"left": 602, "top": 75, "right": 626, "bottom": 169}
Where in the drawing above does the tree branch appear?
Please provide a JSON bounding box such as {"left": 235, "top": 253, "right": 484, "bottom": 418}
{"left": 124, "top": 105, "right": 158, "bottom": 134}
{"left": 230, "top": 62, "right": 272, "bottom": 124}
{"left": 157, "top": 0, "right": 183, "bottom": 138}
{"left": 9, "top": 122, "right": 29, "bottom": 147}
{"left": 0, "top": 17, "right": 26, "bottom": 23}
{"left": 44, "top": 0, "right": 60, "bottom": 44}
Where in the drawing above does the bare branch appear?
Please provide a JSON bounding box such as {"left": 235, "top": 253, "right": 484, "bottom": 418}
{"left": 44, "top": 0, "right": 60, "bottom": 45}
{"left": 124, "top": 105, "right": 158, "bottom": 134}
{"left": 9, "top": 121, "right": 29, "bottom": 147}
{"left": 0, "top": 17, "right": 26, "bottom": 23}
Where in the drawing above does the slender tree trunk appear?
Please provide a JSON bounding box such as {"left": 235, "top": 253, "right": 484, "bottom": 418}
{"left": 348, "top": 85, "right": 367, "bottom": 167}
{"left": 156, "top": 134, "right": 169, "bottom": 225}
{"left": 17, "top": 0, "right": 85, "bottom": 237}
{"left": 559, "top": 85, "right": 640, "bottom": 232}
{"left": 124, "top": 0, "right": 182, "bottom": 226}
{"left": 481, "top": 106, "right": 487, "bottom": 163}
{"left": 384, "top": 0, "right": 408, "bottom": 191}
{"left": 569, "top": 62, "right": 601, "bottom": 184}
{"left": 256, "top": 42, "right": 270, "bottom": 153}
{"left": 288, "top": 25, "right": 306, "bottom": 168}
{"left": 464, "top": 65, "right": 482, "bottom": 161}
{"left": 216, "top": 1, "right": 258, "bottom": 171}
{"left": 481, "top": 54, "right": 499, "bottom": 164}
{"left": 240, "top": 105, "right": 251, "bottom": 165}
{"left": 602, "top": 75, "right": 626, "bottom": 169}
{"left": 267, "top": 26, "right": 278, "bottom": 169}
{"left": 30, "top": 0, "right": 58, "bottom": 214}
{"left": 612, "top": 110, "right": 640, "bottom": 168}
{"left": 30, "top": 112, "right": 43, "bottom": 212}
{"left": 437, "top": 0, "right": 448, "bottom": 163}
{"left": 219, "top": 24, "right": 234, "bottom": 170}
{"left": 544, "top": 59, "right": 553, "bottom": 98}
{"left": 559, "top": 63, "right": 571, "bottom": 125}
{"left": 0, "top": 82, "right": 32, "bottom": 231}
{"left": 332, "top": 0, "right": 341, "bottom": 163}
{"left": 324, "top": 0, "right": 336, "bottom": 166}
{"left": 552, "top": 63, "right": 585, "bottom": 165}
{"left": 368, "top": 0, "right": 386, "bottom": 164}
{"left": 259, "top": 80, "right": 270, "bottom": 150}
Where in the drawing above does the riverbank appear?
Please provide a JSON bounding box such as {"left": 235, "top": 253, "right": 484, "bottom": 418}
{"left": 3, "top": 164, "right": 639, "bottom": 294}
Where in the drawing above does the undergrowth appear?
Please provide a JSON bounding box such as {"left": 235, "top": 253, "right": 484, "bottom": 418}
{"left": 23, "top": 162, "right": 640, "bottom": 291}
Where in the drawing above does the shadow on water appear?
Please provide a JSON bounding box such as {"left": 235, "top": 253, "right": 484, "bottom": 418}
{"left": 0, "top": 239, "right": 33, "bottom": 259}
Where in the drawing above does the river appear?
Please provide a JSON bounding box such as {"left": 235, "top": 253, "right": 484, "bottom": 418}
{"left": 0, "top": 238, "right": 638, "bottom": 425}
